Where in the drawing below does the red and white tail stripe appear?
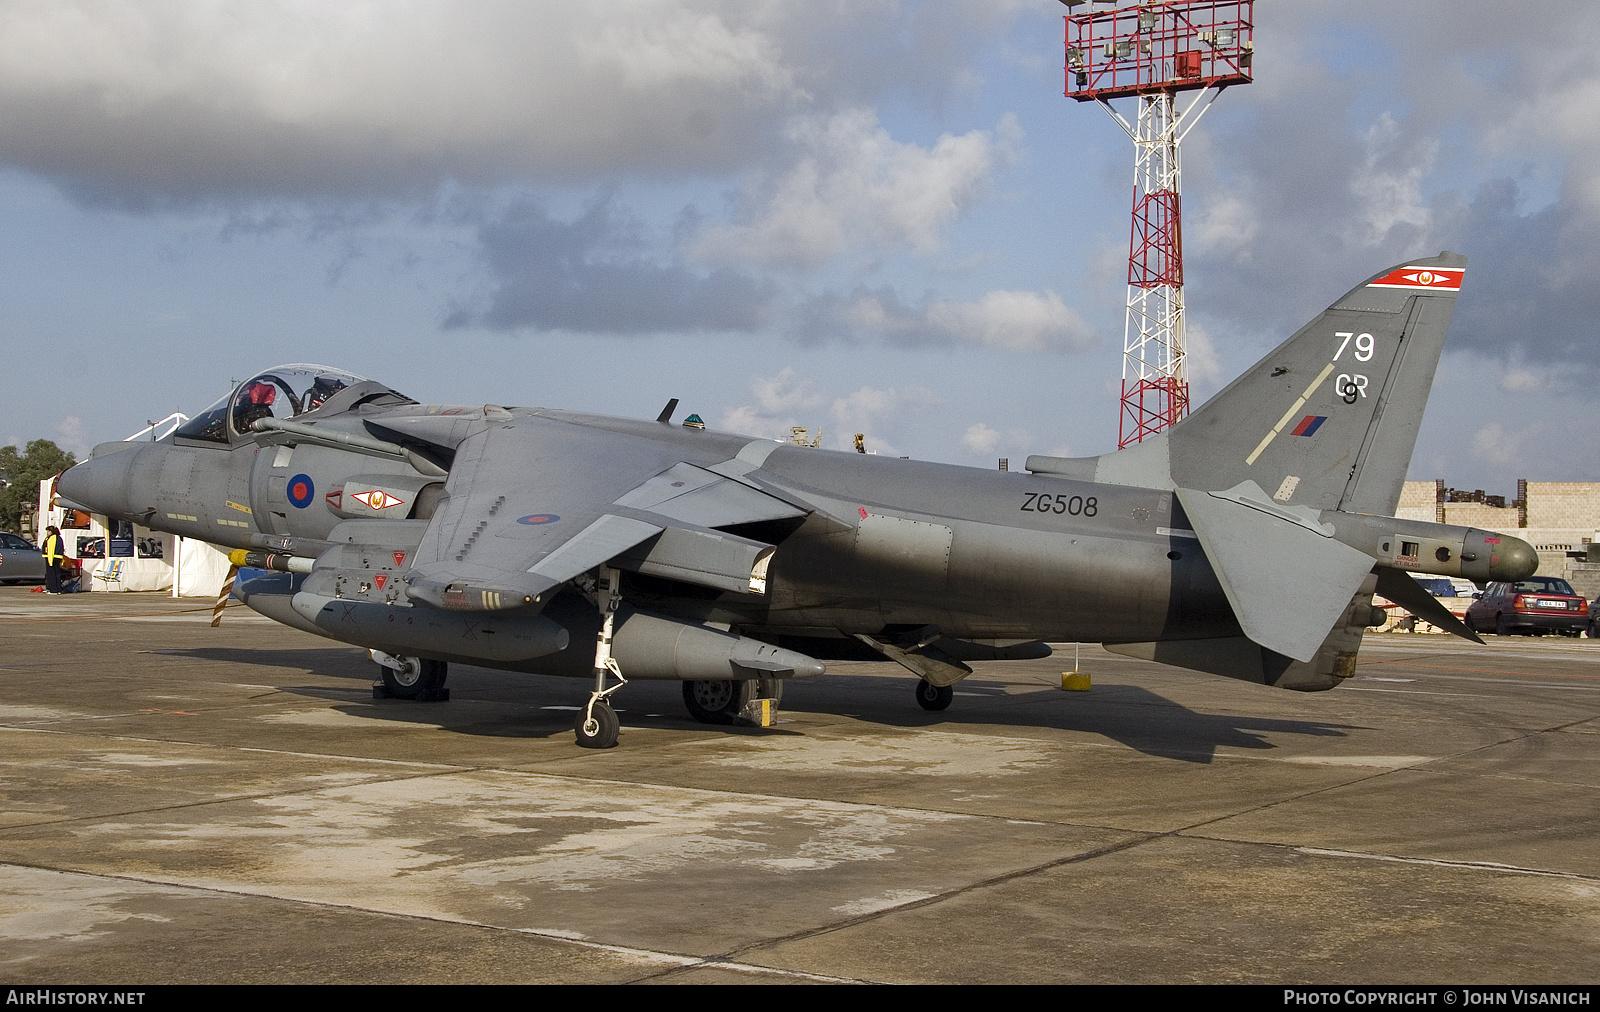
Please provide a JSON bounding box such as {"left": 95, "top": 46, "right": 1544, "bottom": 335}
{"left": 1367, "top": 265, "right": 1464, "bottom": 291}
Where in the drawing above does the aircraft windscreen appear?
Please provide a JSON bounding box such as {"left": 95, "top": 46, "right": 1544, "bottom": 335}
{"left": 172, "top": 391, "right": 233, "bottom": 443}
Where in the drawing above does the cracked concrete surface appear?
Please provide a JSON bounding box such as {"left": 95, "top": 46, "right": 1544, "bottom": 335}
{"left": 1, "top": 590, "right": 1597, "bottom": 983}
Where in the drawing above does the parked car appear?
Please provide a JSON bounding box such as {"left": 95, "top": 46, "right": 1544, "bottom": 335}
{"left": 0, "top": 531, "right": 46, "bottom": 585}
{"left": 1466, "top": 576, "right": 1589, "bottom": 637}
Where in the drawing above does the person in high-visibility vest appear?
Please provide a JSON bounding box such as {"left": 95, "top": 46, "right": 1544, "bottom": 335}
{"left": 40, "top": 525, "right": 65, "bottom": 595}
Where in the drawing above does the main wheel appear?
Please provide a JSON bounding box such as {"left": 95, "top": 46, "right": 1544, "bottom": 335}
{"left": 575, "top": 700, "right": 619, "bottom": 749}
{"left": 379, "top": 657, "right": 447, "bottom": 699}
{"left": 683, "top": 679, "right": 744, "bottom": 724}
{"left": 915, "top": 678, "right": 953, "bottom": 711}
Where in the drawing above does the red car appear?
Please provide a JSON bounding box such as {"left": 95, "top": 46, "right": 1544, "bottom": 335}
{"left": 1466, "top": 577, "right": 1588, "bottom": 637}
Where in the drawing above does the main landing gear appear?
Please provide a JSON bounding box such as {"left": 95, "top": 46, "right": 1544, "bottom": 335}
{"left": 683, "top": 678, "right": 784, "bottom": 725}
{"left": 371, "top": 651, "right": 449, "bottom": 701}
{"left": 575, "top": 565, "right": 626, "bottom": 749}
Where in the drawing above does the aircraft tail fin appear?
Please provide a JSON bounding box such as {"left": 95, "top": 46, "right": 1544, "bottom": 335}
{"left": 1027, "top": 252, "right": 1465, "bottom": 516}
{"left": 1169, "top": 251, "right": 1465, "bottom": 513}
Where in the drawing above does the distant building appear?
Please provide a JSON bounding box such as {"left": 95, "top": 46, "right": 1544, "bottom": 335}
{"left": 1397, "top": 480, "right": 1600, "bottom": 595}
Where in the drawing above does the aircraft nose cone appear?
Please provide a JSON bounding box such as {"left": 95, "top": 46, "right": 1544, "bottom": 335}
{"left": 56, "top": 443, "right": 140, "bottom": 518}
{"left": 1489, "top": 535, "right": 1539, "bottom": 582}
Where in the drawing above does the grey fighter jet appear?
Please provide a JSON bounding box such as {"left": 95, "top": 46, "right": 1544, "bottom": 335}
{"left": 59, "top": 252, "right": 1537, "bottom": 748}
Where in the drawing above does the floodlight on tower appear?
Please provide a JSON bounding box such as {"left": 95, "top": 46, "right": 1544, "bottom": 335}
{"left": 1062, "top": 1, "right": 1254, "bottom": 447}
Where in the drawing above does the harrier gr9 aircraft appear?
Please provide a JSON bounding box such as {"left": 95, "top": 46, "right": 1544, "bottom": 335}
{"left": 60, "top": 252, "right": 1536, "bottom": 748}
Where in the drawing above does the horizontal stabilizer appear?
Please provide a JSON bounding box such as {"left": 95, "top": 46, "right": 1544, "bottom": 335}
{"left": 1373, "top": 567, "right": 1484, "bottom": 644}
{"left": 1175, "top": 485, "right": 1376, "bottom": 663}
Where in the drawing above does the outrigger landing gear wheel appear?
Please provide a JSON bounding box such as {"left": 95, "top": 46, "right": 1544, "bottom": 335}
{"left": 575, "top": 699, "right": 619, "bottom": 749}
{"left": 915, "top": 678, "right": 953, "bottom": 711}
{"left": 377, "top": 657, "right": 449, "bottom": 701}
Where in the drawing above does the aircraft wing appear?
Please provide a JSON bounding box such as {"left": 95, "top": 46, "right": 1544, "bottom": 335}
{"left": 404, "top": 417, "right": 807, "bottom": 611}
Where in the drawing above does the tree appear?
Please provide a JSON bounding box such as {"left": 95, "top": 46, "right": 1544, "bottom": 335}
{"left": 0, "top": 440, "right": 80, "bottom": 535}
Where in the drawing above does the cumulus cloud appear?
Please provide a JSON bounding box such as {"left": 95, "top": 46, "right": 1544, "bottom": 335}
{"left": 1182, "top": 0, "right": 1600, "bottom": 380}
{"left": 1347, "top": 113, "right": 1436, "bottom": 248}
{"left": 962, "top": 423, "right": 999, "bottom": 454}
{"left": 55, "top": 416, "right": 87, "bottom": 456}
{"left": 1186, "top": 191, "right": 1257, "bottom": 259}
{"left": 0, "top": 1, "right": 1016, "bottom": 205}
{"left": 696, "top": 109, "right": 1019, "bottom": 269}
{"left": 444, "top": 196, "right": 771, "bottom": 334}
{"left": 959, "top": 422, "right": 1033, "bottom": 462}
{"left": 718, "top": 367, "right": 929, "bottom": 455}
{"left": 1183, "top": 319, "right": 1223, "bottom": 389}
{"left": 799, "top": 286, "right": 1095, "bottom": 351}
{"left": 749, "top": 367, "right": 826, "bottom": 418}
{"left": 0, "top": 2, "right": 782, "bottom": 202}
{"left": 1471, "top": 422, "right": 1523, "bottom": 467}
{"left": 1501, "top": 369, "right": 1541, "bottom": 393}
{"left": 718, "top": 367, "right": 823, "bottom": 441}
{"left": 0, "top": 2, "right": 1077, "bottom": 350}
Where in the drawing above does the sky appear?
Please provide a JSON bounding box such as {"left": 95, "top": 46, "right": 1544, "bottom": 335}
{"left": 2, "top": 0, "right": 1598, "bottom": 498}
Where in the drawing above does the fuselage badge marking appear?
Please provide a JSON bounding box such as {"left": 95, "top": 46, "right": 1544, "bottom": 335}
{"left": 352, "top": 489, "right": 406, "bottom": 511}
{"left": 288, "top": 473, "right": 315, "bottom": 509}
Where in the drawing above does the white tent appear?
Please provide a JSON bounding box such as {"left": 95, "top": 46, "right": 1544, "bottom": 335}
{"left": 37, "top": 476, "right": 233, "bottom": 596}
{"left": 169, "top": 536, "right": 235, "bottom": 598}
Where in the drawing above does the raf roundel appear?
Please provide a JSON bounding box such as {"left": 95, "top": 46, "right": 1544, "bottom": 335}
{"left": 516, "top": 514, "right": 560, "bottom": 525}
{"left": 287, "top": 473, "right": 315, "bottom": 509}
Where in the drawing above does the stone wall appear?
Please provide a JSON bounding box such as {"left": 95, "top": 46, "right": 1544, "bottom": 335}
{"left": 1397, "top": 480, "right": 1600, "bottom": 596}
{"left": 1525, "top": 482, "right": 1600, "bottom": 530}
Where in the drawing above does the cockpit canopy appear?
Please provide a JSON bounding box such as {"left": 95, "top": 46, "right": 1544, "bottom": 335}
{"left": 174, "top": 365, "right": 389, "bottom": 444}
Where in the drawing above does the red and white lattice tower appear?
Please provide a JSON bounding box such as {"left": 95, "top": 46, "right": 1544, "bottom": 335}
{"left": 1064, "top": 1, "right": 1253, "bottom": 447}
